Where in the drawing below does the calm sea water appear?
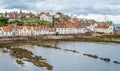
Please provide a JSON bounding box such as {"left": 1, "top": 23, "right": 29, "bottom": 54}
{"left": 0, "top": 41, "right": 120, "bottom": 71}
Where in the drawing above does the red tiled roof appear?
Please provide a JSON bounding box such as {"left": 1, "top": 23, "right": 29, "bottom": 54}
{"left": 49, "top": 28, "right": 56, "bottom": 32}
{"left": 41, "top": 26, "right": 48, "bottom": 30}
{"left": 55, "top": 23, "right": 66, "bottom": 28}
{"left": 3, "top": 26, "right": 12, "bottom": 32}
{"left": 95, "top": 25, "right": 109, "bottom": 29}
{"left": 8, "top": 24, "right": 15, "bottom": 28}
{"left": 66, "top": 22, "right": 74, "bottom": 28}
{"left": 17, "top": 26, "right": 23, "bottom": 29}
{"left": 34, "top": 26, "right": 40, "bottom": 30}
{"left": 26, "top": 26, "right": 31, "bottom": 30}
{"left": 74, "top": 22, "right": 80, "bottom": 27}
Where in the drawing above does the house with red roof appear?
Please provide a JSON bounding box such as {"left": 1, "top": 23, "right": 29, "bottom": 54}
{"left": 55, "top": 22, "right": 67, "bottom": 34}
{"left": 16, "top": 26, "right": 32, "bottom": 36}
{"left": 49, "top": 27, "right": 56, "bottom": 34}
{"left": 65, "top": 22, "right": 75, "bottom": 34}
{"left": 95, "top": 24, "right": 114, "bottom": 34}
{"left": 31, "top": 26, "right": 41, "bottom": 36}
{"left": 40, "top": 26, "right": 49, "bottom": 34}
{"left": 3, "top": 26, "right": 13, "bottom": 36}
{"left": 74, "top": 25, "right": 87, "bottom": 34}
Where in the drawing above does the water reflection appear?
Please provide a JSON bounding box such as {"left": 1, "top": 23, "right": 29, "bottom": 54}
{"left": 0, "top": 41, "right": 120, "bottom": 71}
{"left": 1, "top": 44, "right": 53, "bottom": 71}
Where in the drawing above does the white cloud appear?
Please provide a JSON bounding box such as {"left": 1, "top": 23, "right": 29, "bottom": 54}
{"left": 0, "top": 0, "right": 120, "bottom": 24}
{"left": 78, "top": 14, "right": 120, "bottom": 24}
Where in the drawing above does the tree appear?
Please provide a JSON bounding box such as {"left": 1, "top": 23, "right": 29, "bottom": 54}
{"left": 56, "top": 12, "right": 62, "bottom": 15}
{"left": 16, "top": 21, "right": 24, "bottom": 26}
{"left": 0, "top": 21, "right": 8, "bottom": 26}
{"left": 0, "top": 17, "right": 8, "bottom": 24}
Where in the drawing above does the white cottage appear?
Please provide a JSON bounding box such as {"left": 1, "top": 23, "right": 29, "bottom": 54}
{"left": 3, "top": 26, "right": 13, "bottom": 37}
{"left": 40, "top": 26, "right": 49, "bottom": 34}
{"left": 32, "top": 26, "right": 41, "bottom": 36}
{"left": 49, "top": 28, "right": 56, "bottom": 34}
{"left": 40, "top": 13, "right": 53, "bottom": 23}
{"left": 55, "top": 23, "right": 67, "bottom": 34}
{"left": 66, "top": 22, "right": 75, "bottom": 34}
{"left": 95, "top": 25, "right": 114, "bottom": 34}
{"left": 17, "top": 26, "right": 32, "bottom": 36}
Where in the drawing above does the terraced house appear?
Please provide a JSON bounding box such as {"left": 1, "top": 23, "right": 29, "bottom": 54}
{"left": 16, "top": 26, "right": 32, "bottom": 36}
{"left": 95, "top": 22, "right": 114, "bottom": 34}
{"left": 3, "top": 26, "right": 13, "bottom": 36}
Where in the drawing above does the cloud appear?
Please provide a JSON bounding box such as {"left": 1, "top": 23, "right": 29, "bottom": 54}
{"left": 78, "top": 14, "right": 120, "bottom": 24}
{"left": 0, "top": 0, "right": 120, "bottom": 23}
{"left": 0, "top": 0, "right": 120, "bottom": 15}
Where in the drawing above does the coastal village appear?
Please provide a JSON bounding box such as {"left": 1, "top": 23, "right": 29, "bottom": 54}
{"left": 0, "top": 10, "right": 119, "bottom": 37}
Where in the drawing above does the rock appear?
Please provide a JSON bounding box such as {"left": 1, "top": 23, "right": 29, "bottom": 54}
{"left": 113, "top": 61, "right": 120, "bottom": 64}
{"left": 64, "top": 49, "right": 79, "bottom": 53}
{"left": 16, "top": 60, "right": 24, "bottom": 65}
{"left": 83, "top": 54, "right": 99, "bottom": 59}
{"left": 100, "top": 58, "right": 110, "bottom": 62}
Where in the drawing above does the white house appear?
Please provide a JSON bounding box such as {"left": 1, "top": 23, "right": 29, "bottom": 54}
{"left": 16, "top": 26, "right": 32, "bottom": 36}
{"left": 65, "top": 22, "right": 75, "bottom": 34}
{"left": 95, "top": 24, "right": 114, "bottom": 34}
{"left": 55, "top": 23, "right": 67, "bottom": 34}
{"left": 40, "top": 26, "right": 49, "bottom": 34}
{"left": 74, "top": 26, "right": 87, "bottom": 34}
{"left": 3, "top": 26, "right": 13, "bottom": 37}
{"left": 49, "top": 28, "right": 56, "bottom": 34}
{"left": 40, "top": 13, "right": 53, "bottom": 23}
{"left": 32, "top": 26, "right": 41, "bottom": 36}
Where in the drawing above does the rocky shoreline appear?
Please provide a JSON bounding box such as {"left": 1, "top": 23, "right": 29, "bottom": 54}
{"left": 0, "top": 35, "right": 120, "bottom": 44}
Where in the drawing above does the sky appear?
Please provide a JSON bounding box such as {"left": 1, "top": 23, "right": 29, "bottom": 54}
{"left": 0, "top": 0, "right": 120, "bottom": 24}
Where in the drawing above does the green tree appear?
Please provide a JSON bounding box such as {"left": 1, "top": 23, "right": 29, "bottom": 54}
{"left": 0, "top": 17, "right": 8, "bottom": 24}
{"left": 16, "top": 21, "right": 24, "bottom": 26}
{"left": 0, "top": 21, "right": 8, "bottom": 26}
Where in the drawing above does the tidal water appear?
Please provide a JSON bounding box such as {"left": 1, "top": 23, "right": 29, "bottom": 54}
{"left": 0, "top": 41, "right": 120, "bottom": 71}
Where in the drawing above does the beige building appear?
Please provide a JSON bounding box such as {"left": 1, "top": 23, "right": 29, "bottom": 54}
{"left": 95, "top": 25, "right": 114, "bottom": 34}
{"left": 0, "top": 27, "right": 4, "bottom": 36}
{"left": 16, "top": 26, "right": 32, "bottom": 36}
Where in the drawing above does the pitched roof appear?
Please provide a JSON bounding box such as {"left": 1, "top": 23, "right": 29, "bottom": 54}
{"left": 95, "top": 25, "right": 109, "bottom": 29}
{"left": 26, "top": 26, "right": 31, "bottom": 30}
{"left": 3, "top": 26, "right": 12, "bottom": 32}
{"left": 8, "top": 24, "right": 15, "bottom": 28}
{"left": 55, "top": 23, "right": 66, "bottom": 28}
{"left": 40, "top": 26, "right": 48, "bottom": 30}
{"left": 66, "top": 22, "right": 74, "bottom": 28}
{"left": 34, "top": 26, "right": 40, "bottom": 31}
{"left": 49, "top": 28, "right": 56, "bottom": 32}
{"left": 17, "top": 26, "right": 23, "bottom": 29}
